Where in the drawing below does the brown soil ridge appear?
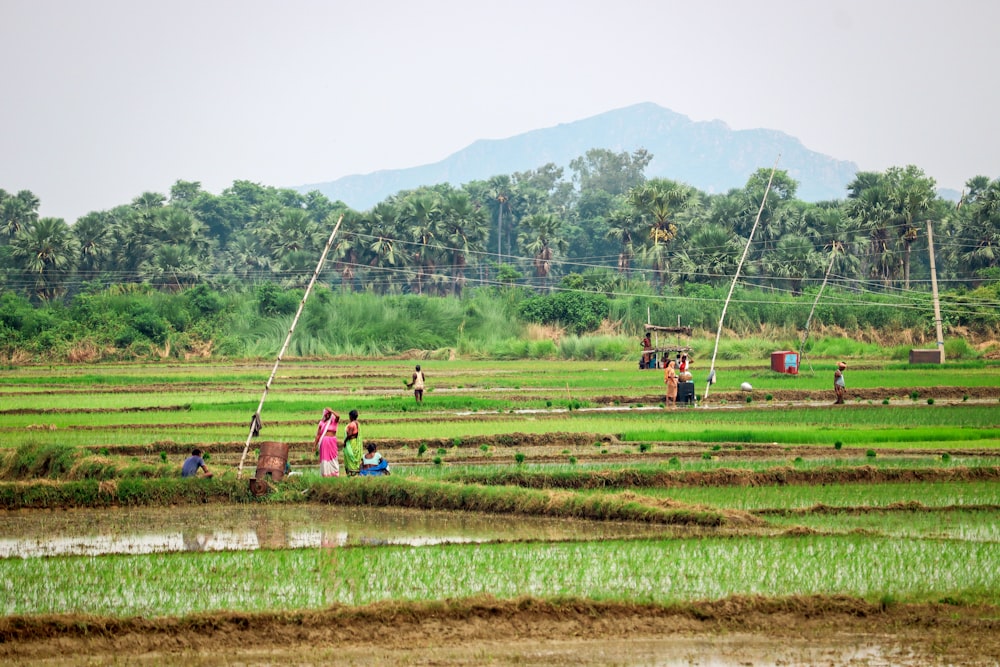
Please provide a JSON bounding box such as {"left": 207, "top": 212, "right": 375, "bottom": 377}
{"left": 452, "top": 465, "right": 1000, "bottom": 489}
{"left": 2, "top": 595, "right": 998, "bottom": 664}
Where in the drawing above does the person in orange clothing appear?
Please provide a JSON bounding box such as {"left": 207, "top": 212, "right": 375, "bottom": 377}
{"left": 664, "top": 359, "right": 678, "bottom": 409}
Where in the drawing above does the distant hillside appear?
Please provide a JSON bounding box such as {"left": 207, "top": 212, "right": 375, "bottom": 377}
{"left": 295, "top": 102, "right": 859, "bottom": 209}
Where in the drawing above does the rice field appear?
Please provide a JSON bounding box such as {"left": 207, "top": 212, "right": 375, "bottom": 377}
{"left": 1, "top": 356, "right": 999, "bottom": 624}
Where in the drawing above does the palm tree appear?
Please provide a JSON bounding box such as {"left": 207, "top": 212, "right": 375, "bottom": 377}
{"left": 72, "top": 211, "right": 115, "bottom": 281}
{"left": 762, "top": 233, "right": 822, "bottom": 296}
{"left": 329, "top": 210, "right": 364, "bottom": 292}
{"left": 0, "top": 190, "right": 39, "bottom": 241}
{"left": 223, "top": 230, "right": 272, "bottom": 281}
{"left": 801, "top": 203, "right": 863, "bottom": 284}
{"left": 140, "top": 244, "right": 203, "bottom": 291}
{"left": 672, "top": 224, "right": 742, "bottom": 287}
{"left": 628, "top": 179, "right": 691, "bottom": 287}
{"left": 957, "top": 177, "right": 1000, "bottom": 282}
{"left": 257, "top": 209, "right": 320, "bottom": 285}
{"left": 440, "top": 191, "right": 488, "bottom": 296}
{"left": 846, "top": 172, "right": 897, "bottom": 287}
{"left": 604, "top": 207, "right": 641, "bottom": 277}
{"left": 883, "top": 165, "right": 936, "bottom": 289}
{"left": 487, "top": 175, "right": 514, "bottom": 260}
{"left": 10, "top": 218, "right": 80, "bottom": 300}
{"left": 517, "top": 213, "right": 567, "bottom": 289}
{"left": 400, "top": 192, "right": 442, "bottom": 295}
{"left": 361, "top": 202, "right": 404, "bottom": 294}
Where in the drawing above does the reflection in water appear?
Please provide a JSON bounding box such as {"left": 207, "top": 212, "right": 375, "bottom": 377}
{"left": 0, "top": 505, "right": 669, "bottom": 558}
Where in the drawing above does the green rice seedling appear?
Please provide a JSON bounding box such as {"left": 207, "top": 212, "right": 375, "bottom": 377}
{"left": 514, "top": 453, "right": 525, "bottom": 465}
{"left": 569, "top": 457, "right": 577, "bottom": 465}
{"left": 437, "top": 448, "right": 447, "bottom": 456}
{"left": 639, "top": 443, "right": 651, "bottom": 453}
{"left": 866, "top": 449, "right": 877, "bottom": 458}
{"left": 418, "top": 443, "right": 427, "bottom": 457}
{"left": 910, "top": 391, "right": 920, "bottom": 400}
{"left": 433, "top": 457, "right": 442, "bottom": 466}
{"left": 927, "top": 398, "right": 935, "bottom": 405}
{"left": 701, "top": 452, "right": 711, "bottom": 460}
{"left": 614, "top": 480, "right": 1000, "bottom": 512}
{"left": 6, "top": 533, "right": 1000, "bottom": 616}
{"left": 159, "top": 451, "right": 167, "bottom": 463}
{"left": 883, "top": 398, "right": 890, "bottom": 404}
{"left": 835, "top": 441, "right": 843, "bottom": 450}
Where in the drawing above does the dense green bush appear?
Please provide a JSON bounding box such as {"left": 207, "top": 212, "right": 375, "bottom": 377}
{"left": 518, "top": 291, "right": 610, "bottom": 334}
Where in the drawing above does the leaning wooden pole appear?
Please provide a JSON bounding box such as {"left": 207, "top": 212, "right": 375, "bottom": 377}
{"left": 237, "top": 214, "right": 344, "bottom": 478}
{"left": 703, "top": 156, "right": 780, "bottom": 402}
{"left": 798, "top": 242, "right": 839, "bottom": 367}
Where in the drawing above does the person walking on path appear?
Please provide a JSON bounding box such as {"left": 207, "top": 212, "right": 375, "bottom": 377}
{"left": 314, "top": 408, "right": 340, "bottom": 477}
{"left": 834, "top": 362, "right": 847, "bottom": 404}
{"left": 342, "top": 409, "right": 362, "bottom": 476}
{"left": 406, "top": 365, "right": 426, "bottom": 403}
{"left": 664, "top": 359, "right": 678, "bottom": 409}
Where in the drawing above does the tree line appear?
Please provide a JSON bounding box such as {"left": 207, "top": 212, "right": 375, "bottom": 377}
{"left": 2, "top": 148, "right": 999, "bottom": 305}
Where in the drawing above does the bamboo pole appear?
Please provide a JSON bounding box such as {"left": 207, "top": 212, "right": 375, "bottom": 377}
{"left": 703, "top": 156, "right": 780, "bottom": 402}
{"left": 237, "top": 214, "right": 344, "bottom": 478}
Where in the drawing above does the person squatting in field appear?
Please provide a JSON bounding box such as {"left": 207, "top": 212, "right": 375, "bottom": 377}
{"left": 181, "top": 448, "right": 212, "bottom": 478}
{"left": 360, "top": 441, "right": 390, "bottom": 476}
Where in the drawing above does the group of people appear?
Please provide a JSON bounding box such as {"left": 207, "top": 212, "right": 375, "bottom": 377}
{"left": 663, "top": 353, "right": 690, "bottom": 409}
{"left": 180, "top": 365, "right": 429, "bottom": 480}
{"left": 314, "top": 408, "right": 388, "bottom": 477}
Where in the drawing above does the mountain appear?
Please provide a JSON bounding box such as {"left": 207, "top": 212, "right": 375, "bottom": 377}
{"left": 295, "top": 102, "right": 859, "bottom": 209}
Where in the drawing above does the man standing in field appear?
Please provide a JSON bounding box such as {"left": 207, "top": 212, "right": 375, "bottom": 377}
{"left": 640, "top": 332, "right": 653, "bottom": 369}
{"left": 406, "top": 364, "right": 426, "bottom": 403}
{"left": 834, "top": 361, "right": 847, "bottom": 404}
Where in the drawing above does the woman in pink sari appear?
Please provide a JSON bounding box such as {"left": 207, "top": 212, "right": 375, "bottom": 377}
{"left": 313, "top": 407, "right": 340, "bottom": 477}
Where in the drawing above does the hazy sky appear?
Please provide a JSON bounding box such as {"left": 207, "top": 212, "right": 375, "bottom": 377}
{"left": 3, "top": 0, "right": 998, "bottom": 222}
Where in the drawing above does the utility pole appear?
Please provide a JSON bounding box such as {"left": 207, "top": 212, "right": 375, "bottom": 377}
{"left": 926, "top": 218, "right": 945, "bottom": 363}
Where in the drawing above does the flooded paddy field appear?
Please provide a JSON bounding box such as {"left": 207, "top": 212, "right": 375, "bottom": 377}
{"left": 1, "top": 358, "right": 999, "bottom": 665}
{"left": 0, "top": 504, "right": 671, "bottom": 558}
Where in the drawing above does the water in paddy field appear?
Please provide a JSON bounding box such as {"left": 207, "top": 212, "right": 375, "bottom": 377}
{"left": 0, "top": 504, "right": 671, "bottom": 558}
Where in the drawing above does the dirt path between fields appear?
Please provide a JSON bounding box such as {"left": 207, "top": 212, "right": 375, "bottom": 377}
{"left": 2, "top": 596, "right": 998, "bottom": 666}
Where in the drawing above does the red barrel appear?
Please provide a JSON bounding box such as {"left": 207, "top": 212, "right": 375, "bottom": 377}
{"left": 254, "top": 441, "right": 289, "bottom": 482}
